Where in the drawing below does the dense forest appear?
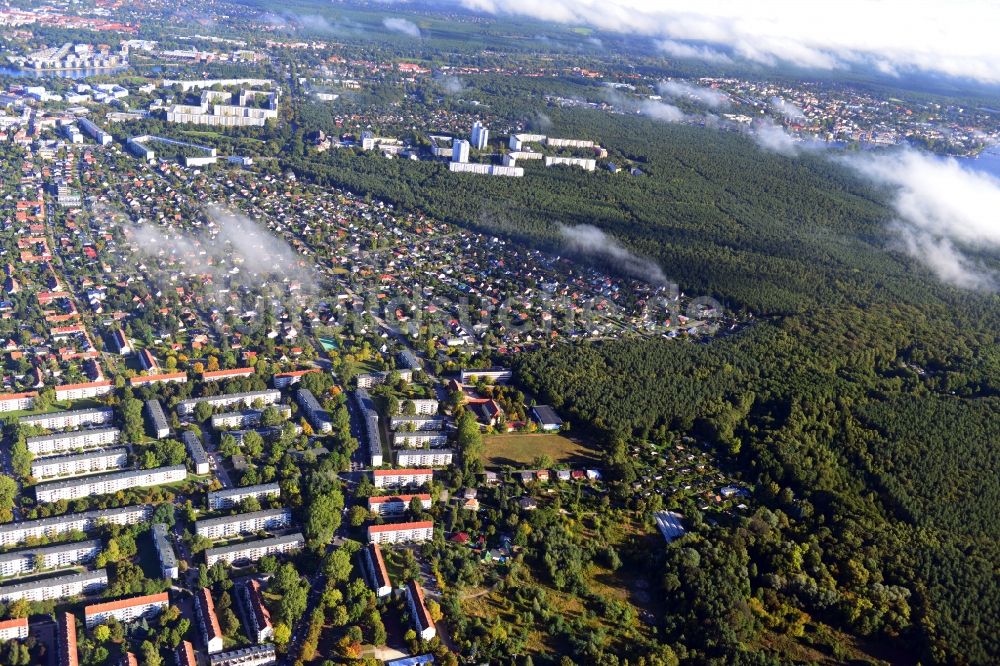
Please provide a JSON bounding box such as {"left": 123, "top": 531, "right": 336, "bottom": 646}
{"left": 284, "top": 99, "right": 999, "bottom": 663}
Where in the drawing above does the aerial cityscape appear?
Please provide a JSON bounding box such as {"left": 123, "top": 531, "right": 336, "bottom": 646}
{"left": 0, "top": 1, "right": 996, "bottom": 665}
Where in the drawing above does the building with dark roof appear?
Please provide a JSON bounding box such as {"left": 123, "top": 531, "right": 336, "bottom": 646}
{"left": 145, "top": 399, "right": 170, "bottom": 439}
{"left": 530, "top": 405, "right": 564, "bottom": 431}
{"left": 152, "top": 523, "right": 178, "bottom": 579}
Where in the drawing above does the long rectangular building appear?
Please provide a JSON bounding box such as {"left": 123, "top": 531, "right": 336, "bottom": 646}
{"left": 84, "top": 592, "right": 169, "bottom": 628}
{"left": 35, "top": 465, "right": 186, "bottom": 503}
{"left": 406, "top": 579, "right": 437, "bottom": 640}
{"left": 0, "top": 617, "right": 28, "bottom": 641}
{"left": 176, "top": 390, "right": 280, "bottom": 417}
{"left": 389, "top": 415, "right": 445, "bottom": 431}
{"left": 395, "top": 449, "right": 454, "bottom": 468}
{"left": 241, "top": 579, "right": 273, "bottom": 642}
{"left": 392, "top": 431, "right": 449, "bottom": 448}
{"left": 196, "top": 587, "right": 224, "bottom": 654}
{"left": 367, "top": 494, "right": 432, "bottom": 516}
{"left": 0, "top": 539, "right": 101, "bottom": 578}
{"left": 0, "top": 504, "right": 152, "bottom": 548}
{"left": 152, "top": 523, "right": 178, "bottom": 579}
{"left": 372, "top": 469, "right": 433, "bottom": 488}
{"left": 363, "top": 542, "right": 392, "bottom": 597}
{"left": 352, "top": 390, "right": 383, "bottom": 467}
{"left": 19, "top": 407, "right": 113, "bottom": 430}
{"left": 367, "top": 521, "right": 433, "bottom": 545}
{"left": 209, "top": 644, "right": 277, "bottom": 666}
{"left": 145, "top": 399, "right": 170, "bottom": 439}
{"left": 204, "top": 533, "right": 304, "bottom": 567}
{"left": 58, "top": 612, "right": 78, "bottom": 666}
{"left": 31, "top": 446, "right": 129, "bottom": 480}
{"left": 195, "top": 509, "right": 292, "bottom": 540}
{"left": 26, "top": 427, "right": 120, "bottom": 456}
{"left": 181, "top": 430, "right": 210, "bottom": 475}
{"left": 0, "top": 568, "right": 107, "bottom": 604}
{"left": 0, "top": 391, "right": 37, "bottom": 413}
{"left": 295, "top": 388, "right": 331, "bottom": 433}
{"left": 207, "top": 483, "right": 280, "bottom": 510}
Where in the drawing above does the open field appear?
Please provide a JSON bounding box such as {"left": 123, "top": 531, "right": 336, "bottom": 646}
{"left": 482, "top": 433, "right": 600, "bottom": 468}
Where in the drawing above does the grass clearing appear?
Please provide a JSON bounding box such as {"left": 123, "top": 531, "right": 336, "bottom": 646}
{"left": 482, "top": 433, "right": 600, "bottom": 468}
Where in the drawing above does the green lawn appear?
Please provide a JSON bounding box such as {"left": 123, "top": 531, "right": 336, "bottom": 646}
{"left": 482, "top": 433, "right": 600, "bottom": 468}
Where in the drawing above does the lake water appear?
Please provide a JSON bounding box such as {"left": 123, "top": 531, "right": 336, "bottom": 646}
{"left": 958, "top": 146, "right": 1000, "bottom": 179}
{"left": 0, "top": 66, "right": 127, "bottom": 80}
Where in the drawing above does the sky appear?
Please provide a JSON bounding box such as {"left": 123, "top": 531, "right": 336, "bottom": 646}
{"left": 458, "top": 0, "right": 1000, "bottom": 84}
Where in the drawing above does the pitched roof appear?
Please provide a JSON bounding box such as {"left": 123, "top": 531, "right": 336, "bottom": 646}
{"left": 367, "top": 542, "right": 391, "bottom": 589}
{"left": 197, "top": 587, "right": 223, "bottom": 644}
{"left": 373, "top": 468, "right": 433, "bottom": 477}
{"left": 368, "top": 520, "right": 433, "bottom": 534}
{"left": 84, "top": 592, "right": 168, "bottom": 618}
{"left": 407, "top": 579, "right": 435, "bottom": 631}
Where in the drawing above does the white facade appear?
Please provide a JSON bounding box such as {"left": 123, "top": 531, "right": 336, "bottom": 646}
{"left": 0, "top": 539, "right": 101, "bottom": 578}
{"left": 471, "top": 121, "right": 489, "bottom": 150}
{"left": 544, "top": 156, "right": 596, "bottom": 171}
{"left": 54, "top": 381, "right": 113, "bottom": 401}
{"left": 452, "top": 139, "right": 470, "bottom": 163}
{"left": 367, "top": 521, "right": 433, "bottom": 545}
{"left": 204, "top": 533, "right": 304, "bottom": 567}
{"left": 26, "top": 427, "right": 119, "bottom": 456}
{"left": 372, "top": 469, "right": 433, "bottom": 488}
{"left": 152, "top": 523, "right": 179, "bottom": 579}
{"left": 207, "top": 483, "right": 280, "bottom": 510}
{"left": 396, "top": 449, "right": 454, "bottom": 467}
{"left": 84, "top": 593, "right": 168, "bottom": 628}
{"left": 19, "top": 407, "right": 113, "bottom": 430}
{"left": 390, "top": 415, "right": 444, "bottom": 431}
{"left": 35, "top": 466, "right": 186, "bottom": 503}
{"left": 0, "top": 392, "right": 36, "bottom": 412}
{"left": 408, "top": 399, "right": 439, "bottom": 415}
{"left": 0, "top": 618, "right": 28, "bottom": 641}
{"left": 367, "top": 494, "right": 431, "bottom": 515}
{"left": 392, "top": 431, "right": 448, "bottom": 448}
{"left": 208, "top": 644, "right": 277, "bottom": 666}
{"left": 31, "top": 447, "right": 128, "bottom": 480}
{"left": 0, "top": 505, "right": 151, "bottom": 548}
{"left": 196, "top": 509, "right": 292, "bottom": 540}
{"left": 0, "top": 569, "right": 107, "bottom": 604}
{"left": 176, "top": 390, "right": 281, "bottom": 417}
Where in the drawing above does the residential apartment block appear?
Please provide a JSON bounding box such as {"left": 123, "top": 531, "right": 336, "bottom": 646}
{"left": 407, "top": 398, "right": 439, "bottom": 415}
{"left": 195, "top": 508, "right": 292, "bottom": 540}
{"left": 30, "top": 446, "right": 128, "bottom": 480}
{"left": 84, "top": 592, "right": 169, "bottom": 628}
{"left": 34, "top": 465, "right": 186, "bottom": 503}
{"left": 152, "top": 523, "right": 178, "bottom": 579}
{"left": 405, "top": 579, "right": 437, "bottom": 641}
{"left": 392, "top": 431, "right": 448, "bottom": 448}
{"left": 0, "top": 391, "right": 37, "bottom": 413}
{"left": 207, "top": 482, "right": 280, "bottom": 510}
{"left": 196, "top": 587, "right": 224, "bottom": 654}
{"left": 26, "top": 427, "right": 119, "bottom": 456}
{"left": 145, "top": 399, "right": 170, "bottom": 439}
{"left": 363, "top": 542, "right": 392, "bottom": 598}
{"left": 181, "top": 430, "right": 210, "bottom": 475}
{"left": 19, "top": 407, "right": 113, "bottom": 430}
{"left": 241, "top": 579, "right": 273, "bottom": 642}
{"left": 0, "top": 568, "right": 107, "bottom": 604}
{"left": 0, "top": 505, "right": 152, "bottom": 548}
{"left": 204, "top": 533, "right": 304, "bottom": 567}
{"left": 296, "top": 388, "right": 332, "bottom": 433}
{"left": 389, "top": 415, "right": 445, "bottom": 431}
{"left": 208, "top": 644, "right": 277, "bottom": 666}
{"left": 353, "top": 390, "right": 383, "bottom": 467}
{"left": 367, "top": 494, "right": 432, "bottom": 516}
{"left": 395, "top": 449, "right": 454, "bottom": 467}
{"left": 272, "top": 368, "right": 319, "bottom": 389}
{"left": 0, "top": 539, "right": 100, "bottom": 578}
{"left": 176, "top": 390, "right": 281, "bottom": 417}
{"left": 0, "top": 617, "right": 28, "bottom": 641}
{"left": 54, "top": 381, "right": 113, "bottom": 401}
{"left": 367, "top": 521, "right": 434, "bottom": 545}
{"left": 58, "top": 612, "right": 78, "bottom": 666}
{"left": 372, "top": 469, "right": 433, "bottom": 489}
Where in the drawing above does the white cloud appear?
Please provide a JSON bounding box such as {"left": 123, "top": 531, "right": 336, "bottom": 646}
{"left": 656, "top": 39, "right": 732, "bottom": 64}
{"left": 639, "top": 99, "right": 686, "bottom": 122}
{"left": 658, "top": 80, "right": 730, "bottom": 109}
{"left": 751, "top": 120, "right": 801, "bottom": 156}
{"left": 459, "top": 0, "right": 1000, "bottom": 83}
{"left": 558, "top": 224, "right": 667, "bottom": 284}
{"left": 844, "top": 149, "right": 1000, "bottom": 290}
{"left": 383, "top": 17, "right": 421, "bottom": 37}
{"left": 770, "top": 96, "right": 805, "bottom": 121}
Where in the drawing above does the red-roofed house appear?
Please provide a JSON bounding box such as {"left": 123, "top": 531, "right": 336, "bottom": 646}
{"left": 364, "top": 542, "right": 392, "bottom": 597}
{"left": 58, "top": 612, "right": 78, "bottom": 666}
{"left": 241, "top": 579, "right": 273, "bottom": 642}
{"left": 195, "top": 587, "right": 224, "bottom": 654}
{"left": 0, "top": 617, "right": 27, "bottom": 641}
{"left": 367, "top": 520, "right": 434, "bottom": 545}
{"left": 367, "top": 493, "right": 431, "bottom": 515}
{"left": 405, "top": 579, "right": 437, "bottom": 640}
{"left": 84, "top": 592, "right": 169, "bottom": 628}
{"left": 202, "top": 367, "right": 254, "bottom": 381}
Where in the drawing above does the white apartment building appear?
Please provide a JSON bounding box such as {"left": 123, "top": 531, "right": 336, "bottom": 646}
{"left": 0, "top": 392, "right": 37, "bottom": 413}
{"left": 366, "top": 521, "right": 433, "bottom": 545}
{"left": 471, "top": 121, "right": 489, "bottom": 150}
{"left": 241, "top": 579, "right": 273, "bottom": 643}
{"left": 390, "top": 415, "right": 445, "bottom": 431}
{"left": 176, "top": 390, "right": 281, "bottom": 417}
{"left": 19, "top": 407, "right": 113, "bottom": 430}
{"left": 152, "top": 523, "right": 178, "bottom": 579}
{"left": 392, "top": 431, "right": 448, "bottom": 448}
{"left": 0, "top": 618, "right": 28, "bottom": 641}
{"left": 544, "top": 155, "right": 596, "bottom": 171}
{"left": 363, "top": 543, "right": 392, "bottom": 598}
{"left": 54, "top": 380, "right": 113, "bottom": 401}
{"left": 408, "top": 399, "right": 439, "bottom": 415}
{"left": 30, "top": 447, "right": 128, "bottom": 480}
{"left": 372, "top": 469, "right": 433, "bottom": 489}
{"left": 396, "top": 449, "right": 454, "bottom": 467}
{"left": 196, "top": 509, "right": 292, "bottom": 540}
{"left": 0, "top": 568, "right": 107, "bottom": 604}
{"left": 0, "top": 505, "right": 152, "bottom": 548}
{"left": 84, "top": 592, "right": 169, "bottom": 628}
{"left": 367, "top": 494, "right": 431, "bottom": 516}
{"left": 406, "top": 579, "right": 437, "bottom": 641}
{"left": 452, "top": 139, "right": 470, "bottom": 163}
{"left": 196, "top": 587, "right": 225, "bottom": 654}
{"left": 207, "top": 483, "right": 280, "bottom": 510}
{"left": 208, "top": 644, "right": 277, "bottom": 666}
{"left": 26, "top": 427, "right": 120, "bottom": 456}
{"left": 34, "top": 465, "right": 186, "bottom": 503}
{"left": 0, "top": 539, "right": 101, "bottom": 578}
{"left": 181, "top": 431, "right": 211, "bottom": 475}
{"left": 211, "top": 411, "right": 264, "bottom": 430}
{"left": 296, "top": 388, "right": 332, "bottom": 433}
{"left": 204, "top": 533, "right": 304, "bottom": 567}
